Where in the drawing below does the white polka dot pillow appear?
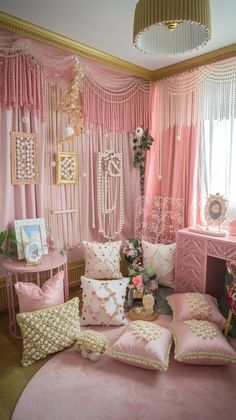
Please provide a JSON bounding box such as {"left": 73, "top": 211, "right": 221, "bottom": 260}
{"left": 82, "top": 241, "right": 122, "bottom": 279}
{"left": 166, "top": 293, "right": 226, "bottom": 329}
{"left": 142, "top": 240, "right": 176, "bottom": 287}
{"left": 170, "top": 320, "right": 236, "bottom": 365}
{"left": 80, "top": 276, "right": 129, "bottom": 326}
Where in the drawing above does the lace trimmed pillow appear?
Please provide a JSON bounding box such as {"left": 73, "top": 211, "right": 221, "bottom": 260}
{"left": 16, "top": 297, "right": 81, "bottom": 367}
{"left": 142, "top": 240, "right": 176, "bottom": 287}
{"left": 106, "top": 320, "right": 172, "bottom": 371}
{"left": 80, "top": 276, "right": 129, "bottom": 326}
{"left": 83, "top": 241, "right": 122, "bottom": 279}
{"left": 170, "top": 320, "right": 236, "bottom": 365}
{"left": 166, "top": 292, "right": 226, "bottom": 329}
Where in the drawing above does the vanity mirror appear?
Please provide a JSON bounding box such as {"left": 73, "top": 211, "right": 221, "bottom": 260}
{"left": 189, "top": 193, "right": 228, "bottom": 237}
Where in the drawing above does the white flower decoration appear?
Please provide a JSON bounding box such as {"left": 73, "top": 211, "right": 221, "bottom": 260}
{"left": 135, "top": 127, "right": 144, "bottom": 139}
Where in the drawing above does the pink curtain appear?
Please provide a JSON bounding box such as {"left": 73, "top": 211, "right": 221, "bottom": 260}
{"left": 0, "top": 32, "right": 149, "bottom": 259}
{"left": 0, "top": 107, "right": 46, "bottom": 232}
{"left": 0, "top": 53, "right": 45, "bottom": 118}
{"left": 145, "top": 83, "right": 201, "bottom": 227}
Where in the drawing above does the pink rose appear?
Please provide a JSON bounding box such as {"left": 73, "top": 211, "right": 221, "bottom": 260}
{"left": 132, "top": 275, "right": 143, "bottom": 288}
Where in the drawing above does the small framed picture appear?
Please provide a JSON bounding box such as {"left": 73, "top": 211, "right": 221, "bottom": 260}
{"left": 10, "top": 131, "right": 39, "bottom": 185}
{"left": 14, "top": 218, "right": 48, "bottom": 260}
{"left": 56, "top": 152, "right": 78, "bottom": 184}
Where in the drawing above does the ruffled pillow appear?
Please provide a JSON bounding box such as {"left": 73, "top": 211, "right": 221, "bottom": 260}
{"left": 106, "top": 320, "right": 172, "bottom": 370}
{"left": 166, "top": 292, "right": 226, "bottom": 329}
{"left": 83, "top": 241, "right": 122, "bottom": 279}
{"left": 142, "top": 240, "right": 176, "bottom": 287}
{"left": 170, "top": 320, "right": 236, "bottom": 365}
{"left": 80, "top": 276, "right": 129, "bottom": 326}
{"left": 16, "top": 297, "right": 81, "bottom": 367}
{"left": 14, "top": 271, "right": 65, "bottom": 312}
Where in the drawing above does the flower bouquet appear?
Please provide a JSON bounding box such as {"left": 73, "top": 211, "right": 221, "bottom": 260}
{"left": 122, "top": 238, "right": 142, "bottom": 276}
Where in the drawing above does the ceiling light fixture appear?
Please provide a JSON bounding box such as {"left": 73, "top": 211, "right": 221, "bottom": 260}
{"left": 133, "top": 0, "right": 211, "bottom": 56}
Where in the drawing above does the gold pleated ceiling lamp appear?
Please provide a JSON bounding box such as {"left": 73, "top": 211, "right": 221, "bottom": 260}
{"left": 133, "top": 0, "right": 211, "bottom": 55}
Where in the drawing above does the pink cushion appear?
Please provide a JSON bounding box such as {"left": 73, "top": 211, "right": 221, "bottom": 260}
{"left": 166, "top": 292, "right": 226, "bottom": 329}
{"left": 106, "top": 320, "right": 172, "bottom": 370}
{"left": 170, "top": 320, "right": 236, "bottom": 365}
{"left": 14, "top": 271, "right": 65, "bottom": 312}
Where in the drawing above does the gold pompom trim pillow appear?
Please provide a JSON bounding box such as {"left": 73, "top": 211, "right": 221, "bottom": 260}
{"left": 16, "top": 297, "right": 81, "bottom": 367}
{"left": 166, "top": 293, "right": 226, "bottom": 329}
{"left": 170, "top": 320, "right": 236, "bottom": 365}
{"left": 106, "top": 321, "right": 172, "bottom": 371}
{"left": 82, "top": 241, "right": 122, "bottom": 279}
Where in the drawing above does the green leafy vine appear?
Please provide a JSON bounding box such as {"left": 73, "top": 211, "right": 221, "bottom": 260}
{"left": 132, "top": 127, "right": 154, "bottom": 194}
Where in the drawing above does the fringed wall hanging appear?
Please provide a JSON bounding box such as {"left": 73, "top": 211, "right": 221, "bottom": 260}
{"left": 97, "top": 150, "right": 124, "bottom": 240}
{"left": 10, "top": 131, "right": 39, "bottom": 185}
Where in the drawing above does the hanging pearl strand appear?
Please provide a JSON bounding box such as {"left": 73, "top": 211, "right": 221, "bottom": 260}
{"left": 97, "top": 150, "right": 124, "bottom": 240}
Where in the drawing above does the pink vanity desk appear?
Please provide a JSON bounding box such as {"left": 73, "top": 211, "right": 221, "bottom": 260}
{"left": 175, "top": 228, "right": 236, "bottom": 298}
{"left": 3, "top": 252, "right": 69, "bottom": 339}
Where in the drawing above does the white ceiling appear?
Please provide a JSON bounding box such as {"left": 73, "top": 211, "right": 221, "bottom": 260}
{"left": 0, "top": 0, "right": 235, "bottom": 71}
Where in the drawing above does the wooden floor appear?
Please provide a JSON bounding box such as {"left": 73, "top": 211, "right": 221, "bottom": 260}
{"left": 0, "top": 288, "right": 81, "bottom": 420}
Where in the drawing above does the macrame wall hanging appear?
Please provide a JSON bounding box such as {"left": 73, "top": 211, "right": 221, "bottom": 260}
{"left": 97, "top": 150, "right": 124, "bottom": 240}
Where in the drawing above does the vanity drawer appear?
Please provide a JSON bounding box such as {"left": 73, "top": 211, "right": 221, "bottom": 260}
{"left": 178, "top": 233, "right": 206, "bottom": 254}
{"left": 178, "top": 248, "right": 205, "bottom": 268}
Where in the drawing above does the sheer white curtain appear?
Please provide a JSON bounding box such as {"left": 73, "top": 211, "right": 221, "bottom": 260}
{"left": 200, "top": 118, "right": 236, "bottom": 222}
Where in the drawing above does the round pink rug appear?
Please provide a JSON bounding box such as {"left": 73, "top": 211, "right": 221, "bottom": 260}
{"left": 12, "top": 316, "right": 236, "bottom": 420}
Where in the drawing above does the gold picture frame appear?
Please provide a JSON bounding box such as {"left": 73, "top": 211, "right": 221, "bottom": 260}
{"left": 10, "top": 131, "right": 39, "bottom": 185}
{"left": 56, "top": 152, "right": 78, "bottom": 184}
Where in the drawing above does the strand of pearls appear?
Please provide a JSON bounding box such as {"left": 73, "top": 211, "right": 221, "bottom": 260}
{"left": 97, "top": 150, "right": 124, "bottom": 240}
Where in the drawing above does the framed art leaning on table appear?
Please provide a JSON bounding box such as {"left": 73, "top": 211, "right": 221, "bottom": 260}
{"left": 14, "top": 218, "right": 48, "bottom": 261}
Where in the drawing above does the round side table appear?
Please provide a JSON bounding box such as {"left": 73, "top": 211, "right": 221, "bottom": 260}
{"left": 3, "top": 252, "right": 69, "bottom": 339}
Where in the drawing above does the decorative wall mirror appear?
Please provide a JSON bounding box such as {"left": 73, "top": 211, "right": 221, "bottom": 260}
{"left": 204, "top": 193, "right": 227, "bottom": 229}
{"left": 189, "top": 193, "right": 228, "bottom": 237}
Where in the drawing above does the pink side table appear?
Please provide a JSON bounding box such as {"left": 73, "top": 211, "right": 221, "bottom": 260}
{"left": 3, "top": 252, "right": 69, "bottom": 339}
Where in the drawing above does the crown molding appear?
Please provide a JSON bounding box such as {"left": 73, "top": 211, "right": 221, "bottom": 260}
{"left": 0, "top": 11, "right": 235, "bottom": 83}
{"left": 152, "top": 44, "right": 236, "bottom": 80}
{"left": 0, "top": 11, "right": 153, "bottom": 81}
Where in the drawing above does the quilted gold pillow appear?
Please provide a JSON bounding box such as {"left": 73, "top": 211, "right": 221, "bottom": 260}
{"left": 83, "top": 241, "right": 122, "bottom": 279}
{"left": 16, "top": 297, "right": 81, "bottom": 367}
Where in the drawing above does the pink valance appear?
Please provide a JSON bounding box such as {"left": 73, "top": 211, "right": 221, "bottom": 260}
{"left": 0, "top": 53, "right": 45, "bottom": 118}
{"left": 82, "top": 75, "right": 150, "bottom": 133}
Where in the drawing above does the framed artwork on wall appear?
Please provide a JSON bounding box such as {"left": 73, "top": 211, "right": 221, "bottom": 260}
{"left": 14, "top": 218, "right": 48, "bottom": 260}
{"left": 10, "top": 132, "right": 39, "bottom": 185}
{"left": 56, "top": 152, "right": 78, "bottom": 184}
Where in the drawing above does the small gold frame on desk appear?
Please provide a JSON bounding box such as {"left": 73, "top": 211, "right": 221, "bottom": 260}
{"left": 128, "top": 307, "right": 159, "bottom": 321}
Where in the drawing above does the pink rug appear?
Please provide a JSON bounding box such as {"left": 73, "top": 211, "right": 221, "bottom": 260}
{"left": 12, "top": 315, "right": 236, "bottom": 420}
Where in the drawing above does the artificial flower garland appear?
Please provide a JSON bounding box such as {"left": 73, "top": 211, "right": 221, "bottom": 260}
{"left": 133, "top": 127, "right": 154, "bottom": 194}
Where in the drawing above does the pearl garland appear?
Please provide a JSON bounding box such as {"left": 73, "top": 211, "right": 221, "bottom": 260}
{"left": 97, "top": 150, "right": 124, "bottom": 240}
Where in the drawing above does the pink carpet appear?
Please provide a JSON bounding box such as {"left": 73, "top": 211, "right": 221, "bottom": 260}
{"left": 12, "top": 315, "right": 236, "bottom": 420}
